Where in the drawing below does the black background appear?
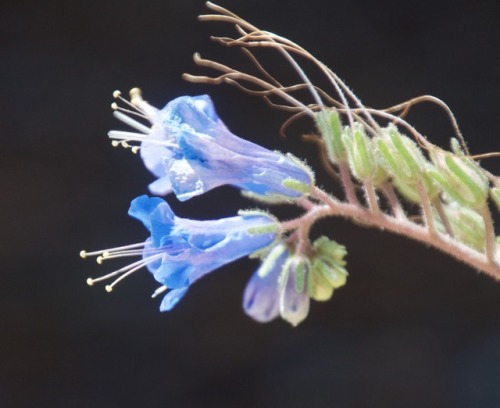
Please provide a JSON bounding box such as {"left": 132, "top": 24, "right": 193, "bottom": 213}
{"left": 2, "top": 0, "right": 500, "bottom": 407}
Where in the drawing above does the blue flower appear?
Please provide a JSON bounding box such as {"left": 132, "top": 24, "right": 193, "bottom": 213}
{"left": 83, "top": 195, "right": 278, "bottom": 312}
{"left": 243, "top": 245, "right": 310, "bottom": 326}
{"left": 109, "top": 90, "right": 312, "bottom": 201}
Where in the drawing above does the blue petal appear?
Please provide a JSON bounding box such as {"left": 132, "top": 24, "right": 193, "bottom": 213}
{"left": 148, "top": 176, "right": 173, "bottom": 196}
{"left": 154, "top": 261, "right": 192, "bottom": 289}
{"left": 149, "top": 202, "right": 176, "bottom": 247}
{"left": 242, "top": 251, "right": 288, "bottom": 323}
{"left": 159, "top": 287, "right": 189, "bottom": 311}
{"left": 165, "top": 95, "right": 223, "bottom": 136}
{"left": 141, "top": 95, "right": 312, "bottom": 201}
{"left": 128, "top": 195, "right": 165, "bottom": 231}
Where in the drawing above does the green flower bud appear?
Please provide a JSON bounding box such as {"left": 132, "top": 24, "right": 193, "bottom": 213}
{"left": 314, "top": 109, "right": 346, "bottom": 163}
{"left": 377, "top": 125, "right": 428, "bottom": 183}
{"left": 307, "top": 263, "right": 334, "bottom": 301}
{"left": 307, "top": 236, "right": 349, "bottom": 301}
{"left": 376, "top": 126, "right": 440, "bottom": 203}
{"left": 429, "top": 151, "right": 489, "bottom": 209}
{"left": 342, "top": 124, "right": 387, "bottom": 185}
{"left": 390, "top": 171, "right": 439, "bottom": 204}
{"left": 312, "top": 236, "right": 348, "bottom": 265}
{"left": 314, "top": 258, "right": 348, "bottom": 288}
{"left": 434, "top": 202, "right": 485, "bottom": 250}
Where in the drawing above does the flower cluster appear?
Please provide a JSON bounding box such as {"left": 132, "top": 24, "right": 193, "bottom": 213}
{"left": 82, "top": 89, "right": 348, "bottom": 326}
{"left": 83, "top": 3, "right": 499, "bottom": 327}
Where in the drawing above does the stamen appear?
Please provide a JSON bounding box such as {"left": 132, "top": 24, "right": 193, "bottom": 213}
{"left": 97, "top": 249, "right": 146, "bottom": 260}
{"left": 80, "top": 242, "right": 145, "bottom": 259}
{"left": 151, "top": 285, "right": 168, "bottom": 298}
{"left": 128, "top": 88, "right": 159, "bottom": 120}
{"left": 100, "top": 253, "right": 164, "bottom": 292}
{"left": 112, "top": 111, "right": 151, "bottom": 134}
{"left": 129, "top": 87, "right": 143, "bottom": 105}
{"left": 108, "top": 130, "right": 178, "bottom": 149}
{"left": 108, "top": 130, "right": 147, "bottom": 143}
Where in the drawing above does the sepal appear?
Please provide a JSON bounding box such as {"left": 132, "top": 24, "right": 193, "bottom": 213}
{"left": 429, "top": 151, "right": 489, "bottom": 209}
{"left": 314, "top": 109, "right": 347, "bottom": 164}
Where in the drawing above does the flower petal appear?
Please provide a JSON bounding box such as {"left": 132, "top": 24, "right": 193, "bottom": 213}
{"left": 279, "top": 266, "right": 310, "bottom": 327}
{"left": 159, "top": 287, "right": 189, "bottom": 311}
{"left": 128, "top": 195, "right": 165, "bottom": 231}
{"left": 243, "top": 250, "right": 288, "bottom": 323}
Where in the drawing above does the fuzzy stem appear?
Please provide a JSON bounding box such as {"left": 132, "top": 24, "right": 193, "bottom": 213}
{"left": 432, "top": 198, "right": 454, "bottom": 238}
{"left": 311, "top": 186, "right": 500, "bottom": 280}
{"left": 338, "top": 161, "right": 360, "bottom": 205}
{"left": 416, "top": 181, "right": 437, "bottom": 235}
{"left": 364, "top": 180, "right": 380, "bottom": 215}
{"left": 379, "top": 182, "right": 406, "bottom": 219}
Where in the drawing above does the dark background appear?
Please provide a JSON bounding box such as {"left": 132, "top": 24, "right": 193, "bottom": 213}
{"left": 1, "top": 0, "right": 500, "bottom": 407}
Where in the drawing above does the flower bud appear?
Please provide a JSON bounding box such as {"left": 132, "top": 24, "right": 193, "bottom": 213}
{"left": 307, "top": 236, "right": 348, "bottom": 301}
{"left": 435, "top": 202, "right": 485, "bottom": 250}
{"left": 314, "top": 109, "right": 346, "bottom": 164}
{"left": 429, "top": 151, "right": 489, "bottom": 209}
{"left": 279, "top": 256, "right": 310, "bottom": 326}
{"left": 376, "top": 125, "right": 428, "bottom": 182}
{"left": 342, "top": 124, "right": 387, "bottom": 185}
{"left": 376, "top": 126, "right": 440, "bottom": 203}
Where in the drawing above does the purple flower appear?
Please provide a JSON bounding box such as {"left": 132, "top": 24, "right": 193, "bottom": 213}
{"left": 83, "top": 195, "right": 277, "bottom": 312}
{"left": 243, "top": 245, "right": 310, "bottom": 326}
{"left": 109, "top": 90, "right": 312, "bottom": 201}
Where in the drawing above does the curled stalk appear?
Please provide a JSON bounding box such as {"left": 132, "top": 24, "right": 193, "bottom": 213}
{"left": 184, "top": 2, "right": 500, "bottom": 279}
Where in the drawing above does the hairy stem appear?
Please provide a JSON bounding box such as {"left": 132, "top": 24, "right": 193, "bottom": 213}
{"left": 311, "top": 186, "right": 500, "bottom": 280}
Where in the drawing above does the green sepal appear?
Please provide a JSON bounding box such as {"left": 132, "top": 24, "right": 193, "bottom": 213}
{"left": 312, "top": 236, "right": 348, "bottom": 265}
{"left": 448, "top": 204, "right": 485, "bottom": 250}
{"left": 429, "top": 151, "right": 488, "bottom": 209}
{"left": 444, "top": 154, "right": 488, "bottom": 209}
{"left": 388, "top": 127, "right": 424, "bottom": 179}
{"left": 282, "top": 178, "right": 311, "bottom": 194}
{"left": 314, "top": 109, "right": 346, "bottom": 163}
{"left": 343, "top": 124, "right": 373, "bottom": 181}
{"left": 377, "top": 126, "right": 430, "bottom": 183}
{"left": 307, "top": 263, "right": 334, "bottom": 301}
{"left": 241, "top": 190, "right": 295, "bottom": 205}
{"left": 314, "top": 258, "right": 348, "bottom": 289}
{"left": 238, "top": 210, "right": 280, "bottom": 236}
{"left": 256, "top": 243, "right": 288, "bottom": 278}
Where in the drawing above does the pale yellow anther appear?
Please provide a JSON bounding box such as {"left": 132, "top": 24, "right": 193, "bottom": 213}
{"left": 113, "top": 90, "right": 121, "bottom": 98}
{"left": 102, "top": 251, "right": 110, "bottom": 258}
{"left": 97, "top": 256, "right": 104, "bottom": 264}
{"left": 105, "top": 285, "right": 113, "bottom": 293}
{"left": 129, "top": 87, "right": 143, "bottom": 106}
{"left": 121, "top": 141, "right": 129, "bottom": 148}
{"left": 79, "top": 250, "right": 87, "bottom": 258}
{"left": 131, "top": 146, "right": 140, "bottom": 154}
{"left": 111, "top": 141, "right": 120, "bottom": 147}
{"left": 86, "top": 278, "right": 94, "bottom": 286}
{"left": 111, "top": 102, "right": 119, "bottom": 110}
